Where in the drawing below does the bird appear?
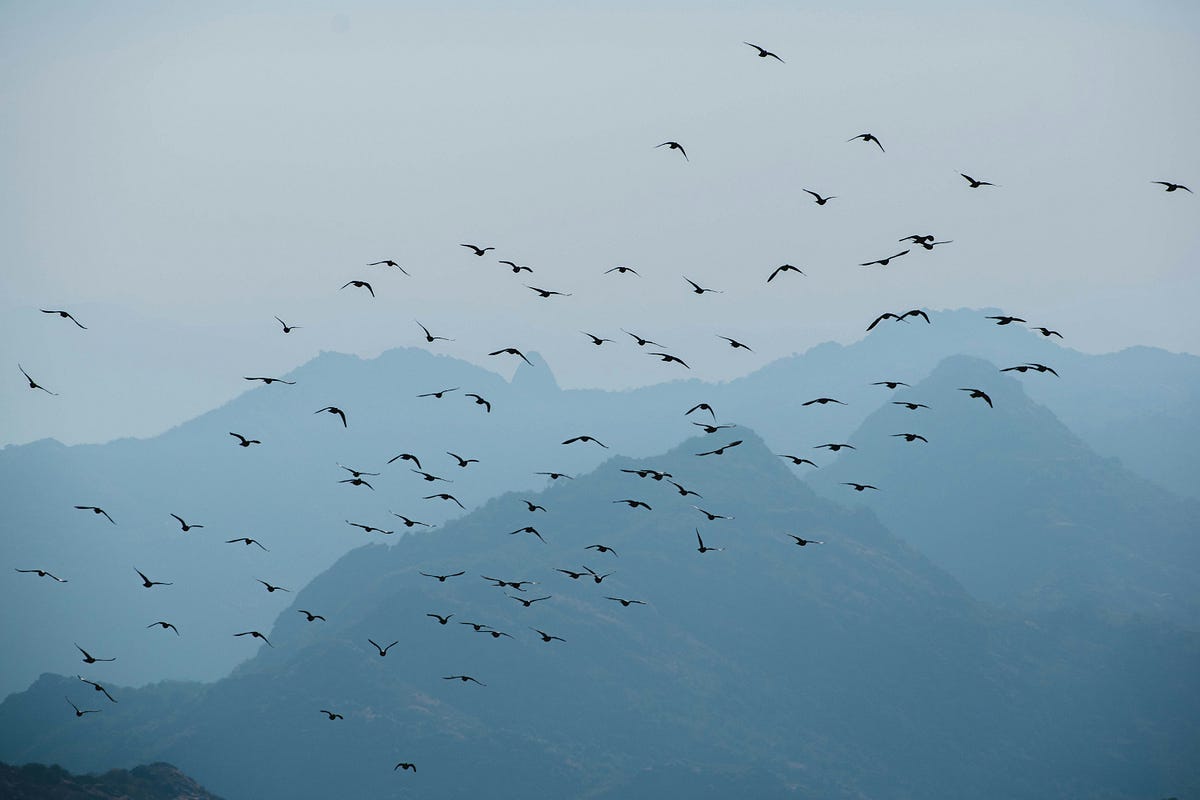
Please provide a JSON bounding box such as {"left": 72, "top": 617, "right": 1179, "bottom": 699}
{"left": 767, "top": 264, "right": 804, "bottom": 282}
{"left": 696, "top": 440, "right": 742, "bottom": 456}
{"left": 900, "top": 234, "right": 934, "bottom": 244}
{"left": 464, "top": 393, "right": 492, "bottom": 412}
{"left": 526, "top": 285, "right": 571, "bottom": 298}
{"left": 556, "top": 568, "right": 588, "bottom": 580}
{"left": 66, "top": 697, "right": 100, "bottom": 717}
{"left": 873, "top": 381, "right": 910, "bottom": 389}
{"left": 391, "top": 513, "right": 432, "bottom": 528}
{"left": 622, "top": 329, "right": 663, "bottom": 347}
{"left": 621, "top": 467, "right": 672, "bottom": 480}
{"left": 388, "top": 452, "right": 422, "bottom": 468}
{"left": 509, "top": 526, "right": 546, "bottom": 543}
{"left": 960, "top": 173, "right": 995, "bottom": 188}
{"left": 40, "top": 309, "right": 87, "bottom": 329}
{"left": 273, "top": 316, "right": 300, "bottom": 333}
{"left": 77, "top": 676, "right": 116, "bottom": 703}
{"left": 14, "top": 568, "right": 68, "bottom": 582}
{"left": 234, "top": 631, "right": 272, "bottom": 647}
{"left": 656, "top": 141, "right": 688, "bottom": 161}
{"left": 460, "top": 243, "right": 495, "bottom": 255}
{"left": 339, "top": 477, "right": 374, "bottom": 490}
{"left": 536, "top": 471, "right": 573, "bottom": 481}
{"left": 340, "top": 280, "right": 375, "bottom": 297}
{"left": 860, "top": 250, "right": 910, "bottom": 267}
{"left": 367, "top": 259, "right": 409, "bottom": 274}
{"left": 604, "top": 265, "right": 639, "bottom": 276}
{"left": 75, "top": 644, "right": 115, "bottom": 664}
{"left": 338, "top": 464, "right": 380, "bottom": 478}
{"left": 146, "top": 621, "right": 179, "bottom": 635}
{"left": 788, "top": 534, "right": 824, "bottom": 547}
{"left": 447, "top": 452, "right": 479, "bottom": 468}
{"left": 74, "top": 505, "right": 115, "bottom": 524}
{"left": 347, "top": 521, "right": 393, "bottom": 535}
{"left": 510, "top": 594, "right": 551, "bottom": 607}
{"left": 916, "top": 239, "right": 953, "bottom": 250}
{"left": 958, "top": 388, "right": 994, "bottom": 407}
{"left": 368, "top": 639, "right": 398, "bottom": 657}
{"left": 986, "top": 315, "right": 1026, "bottom": 325}
{"left": 134, "top": 568, "right": 172, "bottom": 588}
{"left": 696, "top": 530, "right": 723, "bottom": 553}
{"left": 668, "top": 480, "right": 702, "bottom": 498}
{"left": 563, "top": 435, "right": 608, "bottom": 448}
{"left": 816, "top": 443, "right": 855, "bottom": 452}
{"left": 606, "top": 596, "right": 645, "bottom": 607}
{"left": 522, "top": 499, "right": 547, "bottom": 512}
{"left": 411, "top": 469, "right": 452, "bottom": 483}
{"left": 482, "top": 575, "right": 538, "bottom": 591}
{"left": 243, "top": 376, "right": 295, "bottom": 385}
{"left": 1151, "top": 181, "right": 1192, "bottom": 193}
{"left": 586, "top": 544, "right": 618, "bottom": 556}
{"left": 170, "top": 513, "right": 203, "bottom": 532}
{"left": 582, "top": 332, "right": 614, "bottom": 345}
{"left": 892, "top": 433, "right": 929, "bottom": 443}
{"left": 717, "top": 335, "right": 753, "bottom": 351}
{"left": 803, "top": 397, "right": 846, "bottom": 406}
{"left": 426, "top": 613, "right": 453, "bottom": 625}
{"left": 226, "top": 537, "right": 269, "bottom": 550}
{"left": 803, "top": 190, "right": 834, "bottom": 205}
{"left": 459, "top": 621, "right": 491, "bottom": 632}
{"left": 229, "top": 432, "right": 262, "bottom": 447}
{"left": 532, "top": 628, "right": 565, "bottom": 643}
{"left": 901, "top": 309, "right": 930, "bottom": 323}
{"left": 866, "top": 312, "right": 904, "bottom": 331}
{"left": 684, "top": 277, "right": 722, "bottom": 294}
{"left": 692, "top": 422, "right": 735, "bottom": 433}
{"left": 419, "top": 571, "right": 465, "bottom": 582}
{"left": 488, "top": 347, "right": 534, "bottom": 366}
{"left": 298, "top": 610, "right": 326, "bottom": 622}
{"left": 582, "top": 566, "right": 613, "bottom": 584}
{"left": 443, "top": 675, "right": 486, "bottom": 685}
{"left": 613, "top": 499, "right": 652, "bottom": 510}
{"left": 1031, "top": 326, "right": 1063, "bottom": 338}
{"left": 648, "top": 352, "right": 689, "bottom": 368}
{"left": 685, "top": 403, "right": 716, "bottom": 419}
{"left": 315, "top": 406, "right": 347, "bottom": 426}
{"left": 848, "top": 133, "right": 885, "bottom": 152}
{"left": 1025, "top": 362, "right": 1060, "bottom": 376}
{"left": 415, "top": 321, "right": 453, "bottom": 342}
{"left": 778, "top": 454, "right": 818, "bottom": 467}
{"left": 417, "top": 387, "right": 458, "bottom": 399}
{"left": 394, "top": 762, "right": 417, "bottom": 772}
{"left": 17, "top": 364, "right": 56, "bottom": 394}
{"left": 892, "top": 401, "right": 930, "bottom": 411}
{"left": 256, "top": 579, "right": 289, "bottom": 593}
{"left": 498, "top": 260, "right": 533, "bottom": 273}
{"left": 319, "top": 709, "right": 345, "bottom": 720}
{"left": 425, "top": 493, "right": 466, "bottom": 509}
{"left": 843, "top": 482, "right": 880, "bottom": 492}
{"left": 743, "top": 42, "right": 784, "bottom": 61}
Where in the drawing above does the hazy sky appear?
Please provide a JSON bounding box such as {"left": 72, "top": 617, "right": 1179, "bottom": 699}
{"left": 2, "top": 1, "right": 1197, "bottom": 447}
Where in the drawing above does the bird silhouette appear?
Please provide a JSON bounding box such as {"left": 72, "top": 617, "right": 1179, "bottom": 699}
{"left": 848, "top": 133, "right": 885, "bottom": 152}
{"left": 668, "top": 480, "right": 702, "bottom": 498}
{"left": 563, "top": 435, "right": 608, "bottom": 448}
{"left": 274, "top": 316, "right": 300, "bottom": 333}
{"left": 866, "top": 312, "right": 904, "bottom": 331}
{"left": 18, "top": 364, "right": 56, "bottom": 394}
{"left": 426, "top": 613, "right": 454, "bottom": 625}
{"left": 509, "top": 526, "right": 546, "bottom": 543}
{"left": 147, "top": 621, "right": 179, "bottom": 635}
{"left": 526, "top": 285, "right": 571, "bottom": 298}
{"left": 459, "top": 621, "right": 491, "bottom": 632}
{"left": 411, "top": 469, "right": 452, "bottom": 483}
{"left": 860, "top": 250, "right": 909, "bottom": 267}
{"left": 696, "top": 440, "right": 742, "bottom": 456}
{"left": 803, "top": 190, "right": 835, "bottom": 205}
{"left": 419, "top": 571, "right": 465, "bottom": 582}
{"left": 958, "top": 388, "right": 994, "bottom": 407}
{"left": 447, "top": 452, "right": 479, "bottom": 468}
{"left": 77, "top": 676, "right": 116, "bottom": 703}
{"left": 229, "top": 432, "right": 262, "bottom": 447}
{"left": 583, "top": 566, "right": 613, "bottom": 584}
{"left": 346, "top": 520, "right": 393, "bottom": 535}
{"left": 803, "top": 397, "right": 845, "bottom": 406}
{"left": 460, "top": 243, "right": 495, "bottom": 256}
{"left": 917, "top": 239, "right": 953, "bottom": 250}
{"left": 532, "top": 628, "right": 566, "bottom": 643}
{"left": 582, "top": 332, "right": 615, "bottom": 345}
{"left": 74, "top": 505, "right": 115, "bottom": 524}
{"left": 622, "top": 329, "right": 663, "bottom": 347}
{"left": 606, "top": 596, "right": 646, "bottom": 607}
{"left": 613, "top": 499, "right": 652, "bottom": 510}
{"left": 648, "top": 352, "right": 689, "bottom": 368}
{"left": 320, "top": 709, "right": 344, "bottom": 720}
{"left": 536, "top": 471, "right": 573, "bottom": 481}
{"left": 843, "top": 482, "right": 880, "bottom": 492}
{"left": 685, "top": 403, "right": 716, "bottom": 419}
{"left": 498, "top": 260, "right": 533, "bottom": 273}
{"left": 604, "top": 265, "right": 640, "bottom": 276}
{"left": 1024, "top": 362, "right": 1059, "bottom": 376}
{"left": 1031, "top": 326, "right": 1063, "bottom": 338}
{"left": 483, "top": 575, "right": 538, "bottom": 591}
{"left": 684, "top": 277, "right": 722, "bottom": 294}
{"left": 621, "top": 467, "right": 673, "bottom": 480}
{"left": 388, "top": 452, "right": 422, "bottom": 468}
{"left": 586, "top": 544, "right": 618, "bottom": 556}
{"left": 415, "top": 321, "right": 453, "bottom": 343}
{"left": 135, "top": 568, "right": 172, "bottom": 588}
{"left": 1151, "top": 181, "right": 1192, "bottom": 193}
{"left": 692, "top": 422, "right": 735, "bottom": 433}
{"left": 464, "top": 393, "right": 492, "bottom": 412}
{"left": 443, "top": 675, "right": 486, "bottom": 685}
{"left": 234, "top": 631, "right": 272, "bottom": 647}
{"left": 256, "top": 579, "right": 289, "bottom": 593}
{"left": 986, "top": 315, "right": 1025, "bottom": 325}
{"left": 873, "top": 381, "right": 910, "bottom": 389}
{"left": 340, "top": 280, "right": 375, "bottom": 297}
{"left": 656, "top": 141, "right": 688, "bottom": 161}
{"left": 960, "top": 173, "right": 995, "bottom": 188}
{"left": 66, "top": 697, "right": 100, "bottom": 717}
{"left": 696, "top": 529, "right": 723, "bottom": 553}
{"left": 41, "top": 309, "right": 87, "bottom": 329}
{"left": 298, "top": 610, "right": 326, "bottom": 622}
{"left": 717, "top": 335, "right": 753, "bottom": 351}
{"left": 75, "top": 644, "right": 115, "bottom": 664}
{"left": 816, "top": 443, "right": 855, "bottom": 452}
{"left": 892, "top": 433, "right": 929, "bottom": 443}
{"left": 788, "top": 534, "right": 824, "bottom": 547}
{"left": 368, "top": 639, "right": 398, "bottom": 656}
{"left": 395, "top": 762, "right": 417, "bottom": 772}
{"left": 367, "top": 259, "right": 409, "bottom": 274}
{"left": 391, "top": 512, "right": 432, "bottom": 528}
{"left": 417, "top": 387, "right": 459, "bottom": 399}
{"left": 901, "top": 309, "right": 930, "bottom": 323}
{"left": 743, "top": 42, "right": 784, "bottom": 62}
{"left": 767, "top": 264, "right": 805, "bottom": 282}
{"left": 556, "top": 568, "right": 588, "bottom": 580}
{"left": 244, "top": 376, "right": 295, "bottom": 385}
{"left": 226, "top": 537, "right": 269, "bottom": 550}
{"left": 424, "top": 493, "right": 465, "bottom": 509}
{"left": 170, "top": 513, "right": 203, "bottom": 532}
{"left": 338, "top": 464, "right": 380, "bottom": 478}
{"left": 339, "top": 477, "right": 374, "bottom": 490}
{"left": 892, "top": 401, "right": 930, "bottom": 410}
{"left": 488, "top": 347, "right": 534, "bottom": 366}
{"left": 778, "top": 454, "right": 818, "bottom": 467}
{"left": 522, "top": 500, "right": 547, "bottom": 512}
{"left": 510, "top": 594, "right": 552, "bottom": 607}
{"left": 315, "top": 406, "right": 348, "bottom": 426}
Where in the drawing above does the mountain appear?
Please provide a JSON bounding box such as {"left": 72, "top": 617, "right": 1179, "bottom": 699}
{"left": 1, "top": 432, "right": 1196, "bottom": 800}
{"left": 0, "top": 761, "right": 223, "bottom": 800}
{"left": 807, "top": 354, "right": 1200, "bottom": 627}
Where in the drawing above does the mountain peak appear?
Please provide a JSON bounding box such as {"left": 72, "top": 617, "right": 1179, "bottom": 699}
{"left": 510, "top": 350, "right": 559, "bottom": 392}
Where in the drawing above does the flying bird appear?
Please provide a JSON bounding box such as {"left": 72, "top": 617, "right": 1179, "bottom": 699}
{"left": 613, "top": 499, "right": 652, "bottom": 510}
{"left": 66, "top": 697, "right": 100, "bottom": 717}
{"left": 606, "top": 596, "right": 645, "bottom": 607}
{"left": 234, "top": 631, "right": 272, "bottom": 647}
{"left": 525, "top": 285, "right": 571, "bottom": 298}
{"left": 717, "top": 335, "right": 753, "bottom": 351}
{"left": 498, "top": 260, "right": 533, "bottom": 273}
{"left": 339, "top": 477, "right": 374, "bottom": 490}
{"left": 256, "top": 579, "right": 289, "bottom": 593}
{"left": 866, "top": 312, "right": 904, "bottom": 331}
{"left": 656, "top": 141, "right": 688, "bottom": 161}
{"left": 622, "top": 329, "right": 663, "bottom": 347}
{"left": 788, "top": 534, "right": 824, "bottom": 547}
{"left": 75, "top": 644, "right": 115, "bottom": 664}
{"left": 803, "top": 190, "right": 834, "bottom": 205}
{"left": 1151, "top": 181, "right": 1192, "bottom": 193}
{"left": 17, "top": 364, "right": 56, "bottom": 394}
{"left": 77, "top": 676, "right": 116, "bottom": 703}
{"left": 696, "top": 440, "right": 742, "bottom": 456}
{"left": 390, "top": 513, "right": 432, "bottom": 528}
{"left": 298, "top": 610, "right": 326, "bottom": 622}
{"left": 417, "top": 387, "right": 458, "bottom": 399}
{"left": 536, "top": 471, "right": 573, "bottom": 480}
{"left": 146, "top": 621, "right": 179, "bottom": 635}
{"left": 273, "top": 316, "right": 300, "bottom": 333}
{"left": 692, "top": 422, "right": 735, "bottom": 433}
{"left": 170, "top": 513, "right": 203, "bottom": 532}
{"left": 892, "top": 433, "right": 929, "bottom": 443}
{"left": 563, "top": 435, "right": 608, "bottom": 448}
{"left": 427, "top": 613, "right": 454, "bottom": 625}
{"left": 684, "top": 277, "right": 722, "bottom": 294}
{"left": 226, "top": 537, "right": 269, "bottom": 550}
{"left": 522, "top": 499, "right": 547, "bottom": 512}
{"left": 347, "top": 520, "right": 393, "bottom": 535}
{"left": 443, "top": 675, "right": 486, "bottom": 685}
{"left": 586, "top": 544, "right": 618, "bottom": 556}
{"left": 892, "top": 401, "right": 930, "bottom": 410}
{"left": 315, "top": 406, "right": 348, "bottom": 426}
{"left": 395, "top": 762, "right": 417, "bottom": 772}
{"left": 134, "top": 568, "right": 172, "bottom": 588}
{"left": 860, "top": 250, "right": 909, "bottom": 267}
{"left": 464, "top": 393, "right": 492, "bottom": 412}
{"left": 986, "top": 315, "right": 1025, "bottom": 325}
{"left": 509, "top": 526, "right": 546, "bottom": 543}
{"left": 338, "top": 464, "right": 379, "bottom": 478}
{"left": 743, "top": 42, "right": 784, "bottom": 62}
{"left": 668, "top": 480, "right": 702, "bottom": 498}
{"left": 532, "top": 628, "right": 565, "bottom": 643}
{"left": 1031, "top": 326, "right": 1063, "bottom": 338}
{"left": 229, "top": 432, "right": 262, "bottom": 448}
{"left": 582, "top": 332, "right": 614, "bottom": 345}
{"left": 40, "top": 309, "right": 87, "bottom": 329}
{"left": 848, "top": 133, "right": 885, "bottom": 152}
{"left": 556, "top": 568, "right": 588, "bottom": 580}
{"left": 424, "top": 493, "right": 466, "bottom": 509}
{"left": 873, "top": 381, "right": 910, "bottom": 389}
{"left": 582, "top": 566, "right": 613, "bottom": 584}
{"left": 648, "top": 351, "right": 689, "bottom": 368}
{"left": 1025, "top": 362, "right": 1059, "bottom": 376}
{"left": 767, "top": 264, "right": 804, "bottom": 282}
{"left": 843, "top": 482, "right": 880, "bottom": 492}
{"left": 685, "top": 403, "right": 715, "bottom": 419}
{"left": 419, "top": 571, "right": 465, "bottom": 582}
{"left": 416, "top": 321, "right": 453, "bottom": 342}
{"left": 460, "top": 243, "right": 495, "bottom": 255}
{"left": 388, "top": 452, "right": 422, "bottom": 468}
{"left": 960, "top": 173, "right": 995, "bottom": 188}
{"left": 510, "top": 594, "right": 552, "bottom": 607}
{"left": 320, "top": 709, "right": 344, "bottom": 720}
{"left": 367, "top": 259, "right": 409, "bottom": 274}
{"left": 958, "top": 388, "right": 994, "bottom": 407}
{"left": 411, "top": 469, "right": 452, "bottom": 483}
{"left": 340, "top": 280, "right": 375, "bottom": 297}
{"left": 696, "top": 529, "right": 723, "bottom": 553}
{"left": 815, "top": 443, "right": 855, "bottom": 452}
{"left": 447, "top": 452, "right": 479, "bottom": 467}
{"left": 368, "top": 639, "right": 398, "bottom": 657}
{"left": 604, "top": 265, "right": 639, "bottom": 276}
{"left": 803, "top": 397, "right": 845, "bottom": 406}
{"left": 244, "top": 376, "right": 295, "bottom": 385}
{"left": 778, "top": 454, "right": 818, "bottom": 467}
{"left": 74, "top": 505, "right": 115, "bottom": 524}
{"left": 488, "top": 347, "right": 534, "bottom": 366}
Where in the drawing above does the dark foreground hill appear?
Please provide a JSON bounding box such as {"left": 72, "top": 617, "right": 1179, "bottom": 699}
{"left": 1, "top": 432, "right": 1196, "bottom": 800}
{"left": 0, "top": 761, "right": 223, "bottom": 800}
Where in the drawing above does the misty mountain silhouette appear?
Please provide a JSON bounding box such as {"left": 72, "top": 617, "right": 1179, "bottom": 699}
{"left": 0, "top": 760, "right": 224, "bottom": 800}
{"left": 1, "top": 432, "right": 1196, "bottom": 800}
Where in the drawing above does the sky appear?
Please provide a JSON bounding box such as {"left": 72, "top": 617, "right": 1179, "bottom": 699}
{"left": 2, "top": 0, "right": 1198, "bottom": 447}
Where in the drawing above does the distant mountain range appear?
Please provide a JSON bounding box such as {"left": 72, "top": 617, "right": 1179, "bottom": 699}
{"left": 1, "top": 308, "right": 1196, "bottom": 698}
{"left": 0, "top": 761, "right": 222, "bottom": 800}
{"left": 1, "top": 432, "right": 1196, "bottom": 799}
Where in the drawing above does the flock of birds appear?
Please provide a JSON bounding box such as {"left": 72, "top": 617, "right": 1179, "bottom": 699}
{"left": 12, "top": 36, "right": 1192, "bottom": 782}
